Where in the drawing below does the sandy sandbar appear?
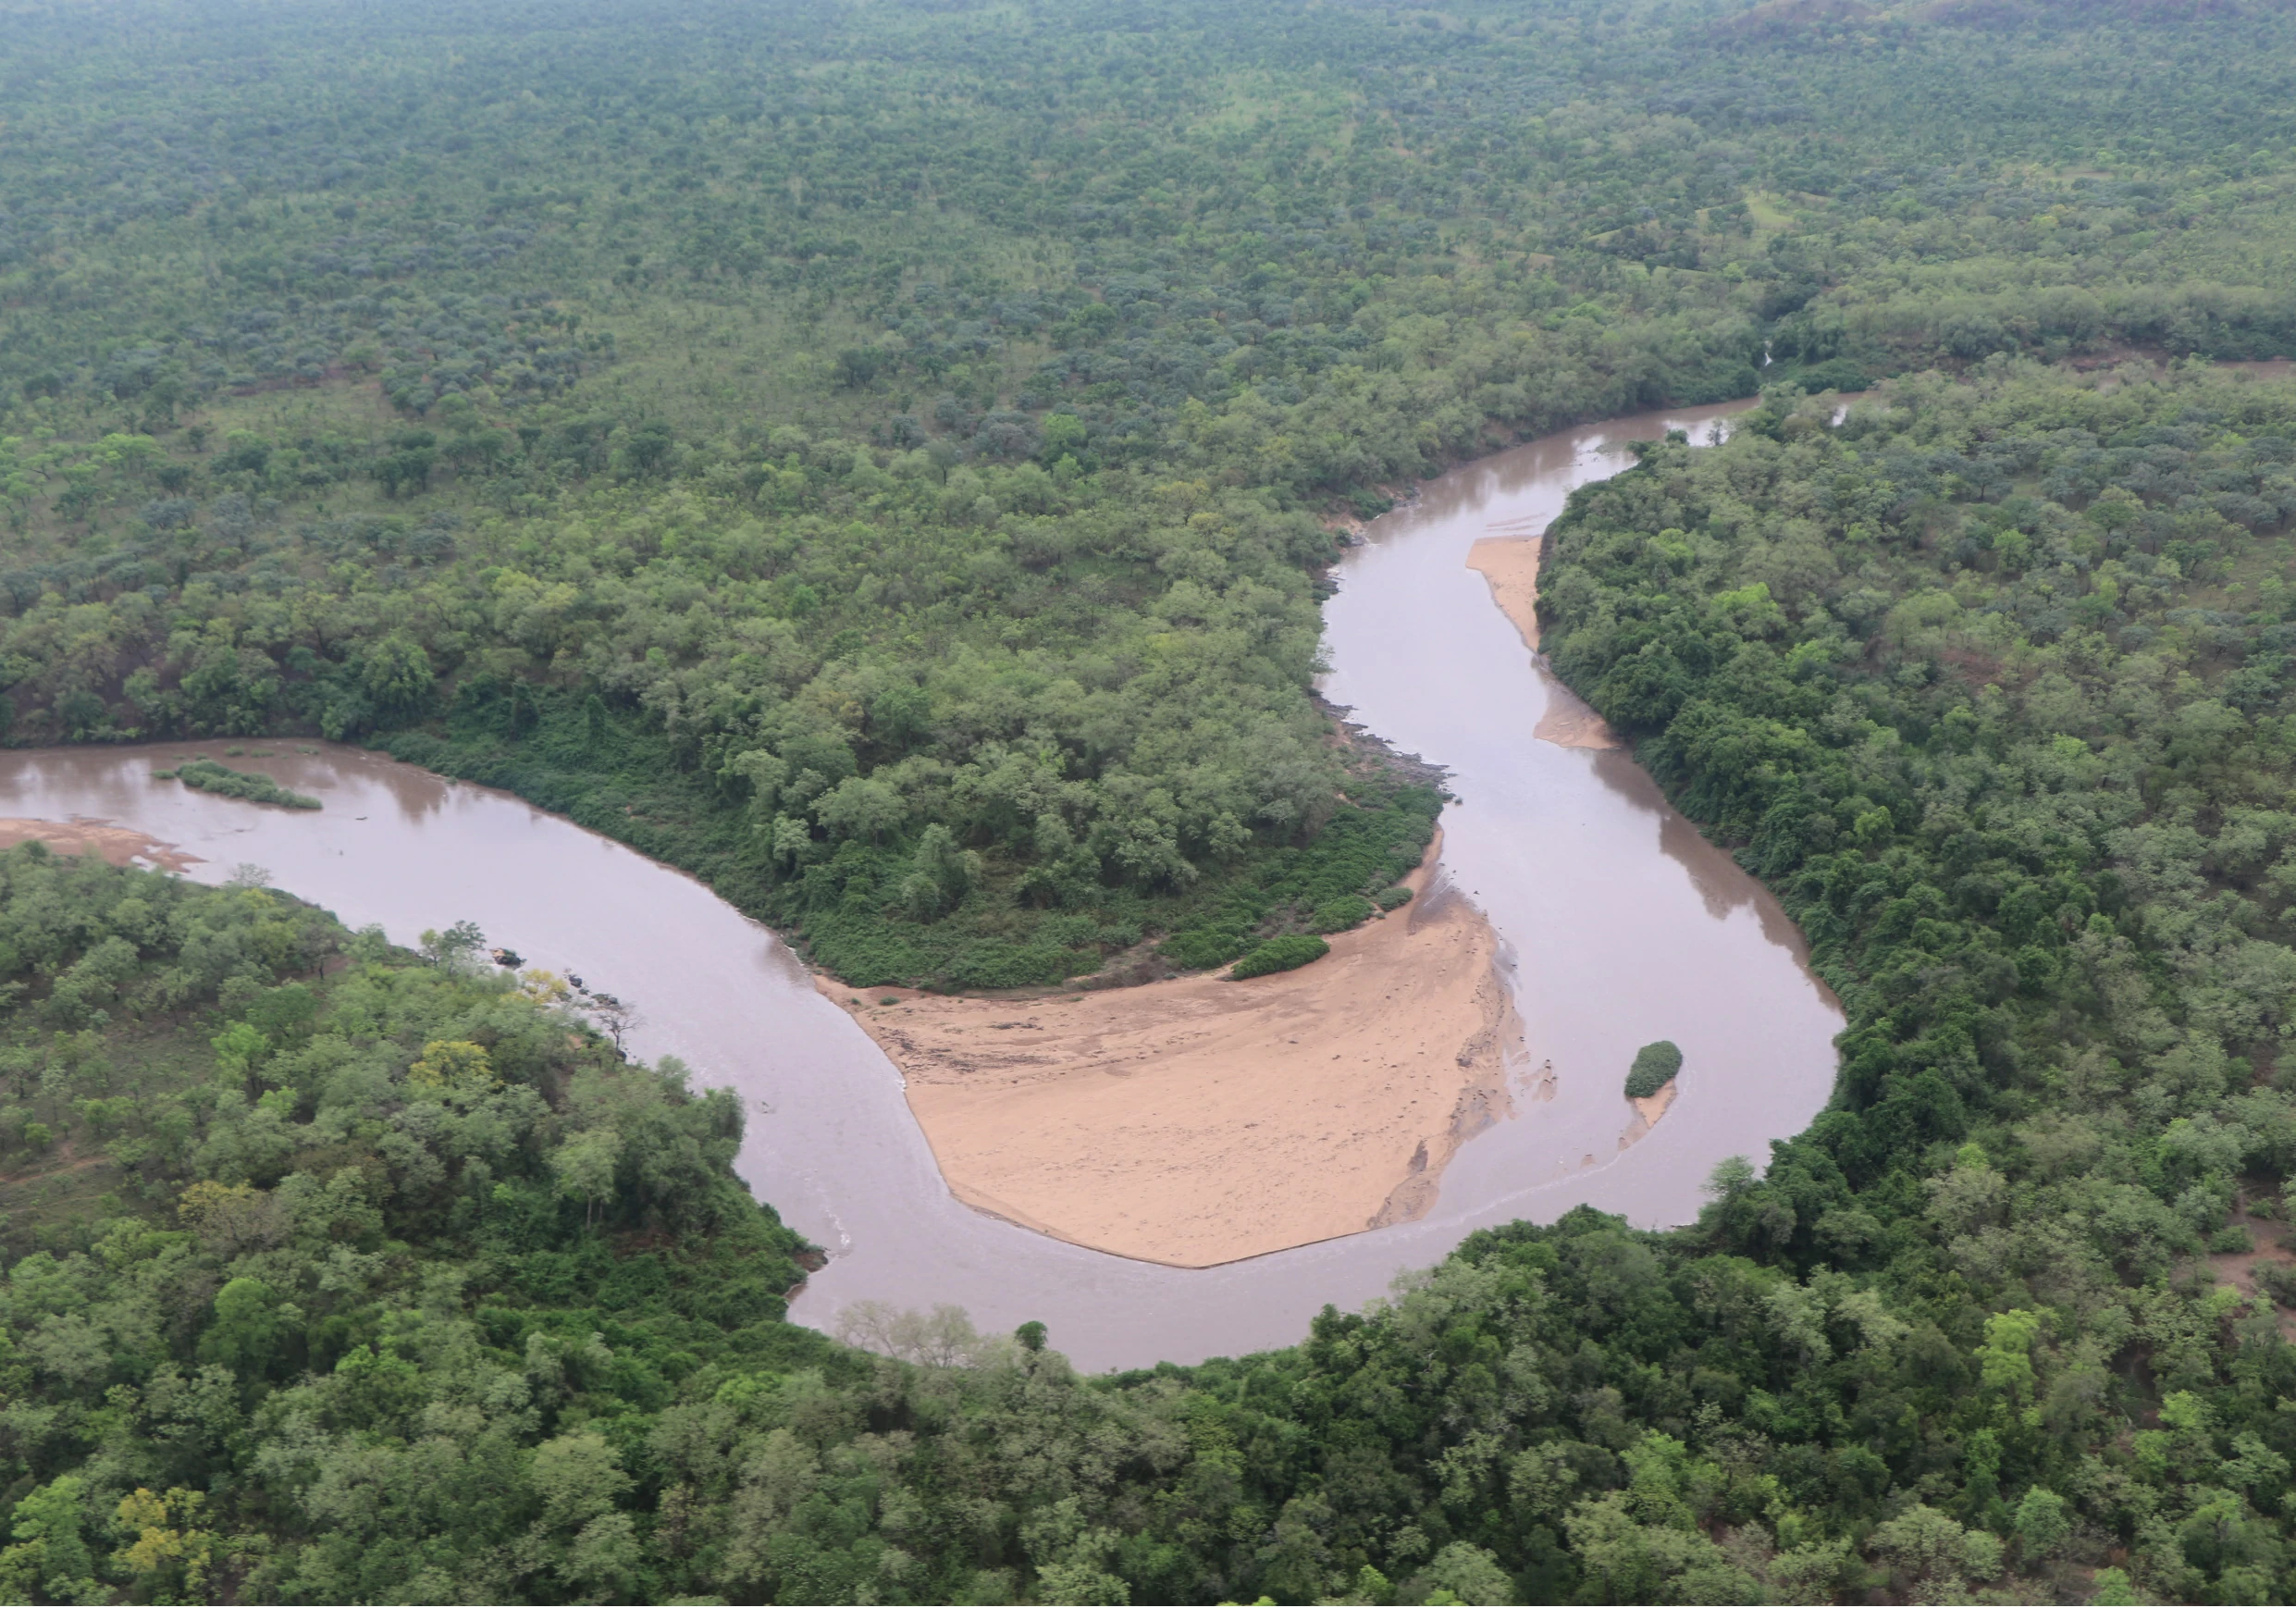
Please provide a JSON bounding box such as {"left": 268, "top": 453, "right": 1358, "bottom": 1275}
{"left": 0, "top": 818, "right": 200, "bottom": 872}
{"left": 821, "top": 841, "right": 1525, "bottom": 1268}
{"left": 1465, "top": 536, "right": 1623, "bottom": 750}
{"left": 1623, "top": 1079, "right": 1679, "bottom": 1148}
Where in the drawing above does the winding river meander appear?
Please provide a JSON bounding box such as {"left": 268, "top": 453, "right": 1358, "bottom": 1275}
{"left": 0, "top": 401, "right": 1843, "bottom": 1371}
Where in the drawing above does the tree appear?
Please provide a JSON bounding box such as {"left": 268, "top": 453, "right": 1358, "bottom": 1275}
{"left": 1040, "top": 412, "right": 1088, "bottom": 463}
{"left": 408, "top": 1038, "right": 498, "bottom": 1094}
{"left": 530, "top": 1432, "right": 632, "bottom": 1532}
{"left": 1422, "top": 1541, "right": 1515, "bottom": 1606}
{"left": 1978, "top": 1309, "right": 2042, "bottom": 1404}
{"left": 197, "top": 1278, "right": 296, "bottom": 1375}
{"left": 2014, "top": 1487, "right": 2070, "bottom": 1561}
{"left": 360, "top": 633, "right": 435, "bottom": 718}
{"left": 815, "top": 776, "right": 905, "bottom": 843}
{"left": 113, "top": 1488, "right": 214, "bottom": 1601}
{"left": 0, "top": 1477, "right": 95, "bottom": 1604}
{"left": 1705, "top": 1156, "right": 1757, "bottom": 1201}
{"left": 900, "top": 823, "right": 981, "bottom": 918}
{"left": 419, "top": 920, "right": 487, "bottom": 970}
{"left": 574, "top": 983, "right": 638, "bottom": 1052}
{"left": 178, "top": 1180, "right": 283, "bottom": 1255}
{"left": 1870, "top": 1504, "right": 2003, "bottom": 1595}
{"left": 211, "top": 1020, "right": 269, "bottom": 1085}
{"left": 549, "top": 1129, "right": 623, "bottom": 1227}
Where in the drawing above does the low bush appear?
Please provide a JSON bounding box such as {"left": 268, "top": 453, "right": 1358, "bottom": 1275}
{"left": 1161, "top": 926, "right": 1253, "bottom": 970}
{"left": 1230, "top": 934, "right": 1329, "bottom": 979}
{"left": 1375, "top": 884, "right": 1413, "bottom": 910}
{"left": 1312, "top": 894, "right": 1375, "bottom": 933}
{"left": 1624, "top": 1040, "right": 1682, "bottom": 1100}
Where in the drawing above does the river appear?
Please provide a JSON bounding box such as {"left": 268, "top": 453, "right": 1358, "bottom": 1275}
{"left": 0, "top": 401, "right": 1842, "bottom": 1371}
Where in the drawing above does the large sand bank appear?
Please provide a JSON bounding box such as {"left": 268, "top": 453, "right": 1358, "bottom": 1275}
{"left": 1464, "top": 536, "right": 1623, "bottom": 750}
{"left": 0, "top": 818, "right": 200, "bottom": 872}
{"left": 822, "top": 843, "right": 1526, "bottom": 1267}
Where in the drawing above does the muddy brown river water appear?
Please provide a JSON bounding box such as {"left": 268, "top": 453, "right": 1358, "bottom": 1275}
{"left": 0, "top": 401, "right": 1842, "bottom": 1371}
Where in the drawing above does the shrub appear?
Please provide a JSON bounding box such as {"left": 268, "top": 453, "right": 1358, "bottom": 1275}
{"left": 1312, "top": 895, "right": 1375, "bottom": 933}
{"left": 1230, "top": 934, "right": 1329, "bottom": 980}
{"left": 1624, "top": 1040, "right": 1683, "bottom": 1100}
{"left": 1161, "top": 924, "right": 1253, "bottom": 971}
{"left": 1375, "top": 885, "right": 1413, "bottom": 910}
{"left": 945, "top": 942, "right": 1084, "bottom": 990}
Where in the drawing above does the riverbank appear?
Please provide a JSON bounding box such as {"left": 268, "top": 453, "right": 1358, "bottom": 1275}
{"left": 1463, "top": 536, "right": 1622, "bottom": 750}
{"left": 821, "top": 836, "right": 1526, "bottom": 1268}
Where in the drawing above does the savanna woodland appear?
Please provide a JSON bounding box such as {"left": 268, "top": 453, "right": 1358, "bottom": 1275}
{"left": 6, "top": 0, "right": 2296, "bottom": 1600}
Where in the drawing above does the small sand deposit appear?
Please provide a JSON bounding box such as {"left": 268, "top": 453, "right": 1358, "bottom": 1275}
{"left": 1623, "top": 1079, "right": 1679, "bottom": 1150}
{"left": 824, "top": 842, "right": 1524, "bottom": 1268}
{"left": 0, "top": 818, "right": 200, "bottom": 872}
{"left": 1464, "top": 536, "right": 1623, "bottom": 750}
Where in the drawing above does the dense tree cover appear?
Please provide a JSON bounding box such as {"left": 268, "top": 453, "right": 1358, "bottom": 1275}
{"left": 0, "top": 843, "right": 829, "bottom": 1603}
{"left": 6, "top": 0, "right": 2296, "bottom": 981}
{"left": 19, "top": 367, "right": 2296, "bottom": 1602}
{"left": 1530, "top": 362, "right": 2296, "bottom": 1602}
{"left": 21, "top": 368, "right": 2296, "bottom": 1605}
{"left": 13, "top": 1, "right": 2296, "bottom": 1602}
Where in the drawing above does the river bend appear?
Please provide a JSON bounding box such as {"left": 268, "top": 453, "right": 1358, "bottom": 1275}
{"left": 0, "top": 402, "right": 1842, "bottom": 1371}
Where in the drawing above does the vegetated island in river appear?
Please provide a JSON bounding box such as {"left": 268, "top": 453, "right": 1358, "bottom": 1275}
{"left": 825, "top": 828, "right": 1529, "bottom": 1268}
{"left": 154, "top": 757, "right": 322, "bottom": 810}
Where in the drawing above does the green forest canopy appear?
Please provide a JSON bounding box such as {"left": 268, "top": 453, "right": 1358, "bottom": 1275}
{"left": 11, "top": 360, "right": 2296, "bottom": 1606}
{"left": 6, "top": 0, "right": 2296, "bottom": 984}
{"left": 7, "top": 0, "right": 2296, "bottom": 1602}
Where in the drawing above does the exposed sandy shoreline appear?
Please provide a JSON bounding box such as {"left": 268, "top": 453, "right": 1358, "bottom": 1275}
{"left": 0, "top": 818, "right": 201, "bottom": 872}
{"left": 1464, "top": 537, "right": 1623, "bottom": 750}
{"left": 821, "top": 839, "right": 1528, "bottom": 1268}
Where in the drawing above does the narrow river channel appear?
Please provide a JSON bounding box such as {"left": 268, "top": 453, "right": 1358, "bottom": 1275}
{"left": 0, "top": 401, "right": 1842, "bottom": 1371}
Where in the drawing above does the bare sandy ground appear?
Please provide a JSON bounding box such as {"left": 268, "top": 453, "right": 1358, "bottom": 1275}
{"left": 0, "top": 818, "right": 200, "bottom": 872}
{"left": 821, "top": 841, "right": 1527, "bottom": 1267}
{"left": 1464, "top": 537, "right": 1623, "bottom": 750}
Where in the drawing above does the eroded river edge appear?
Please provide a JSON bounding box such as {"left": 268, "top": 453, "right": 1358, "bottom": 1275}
{"left": 0, "top": 400, "right": 1844, "bottom": 1371}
